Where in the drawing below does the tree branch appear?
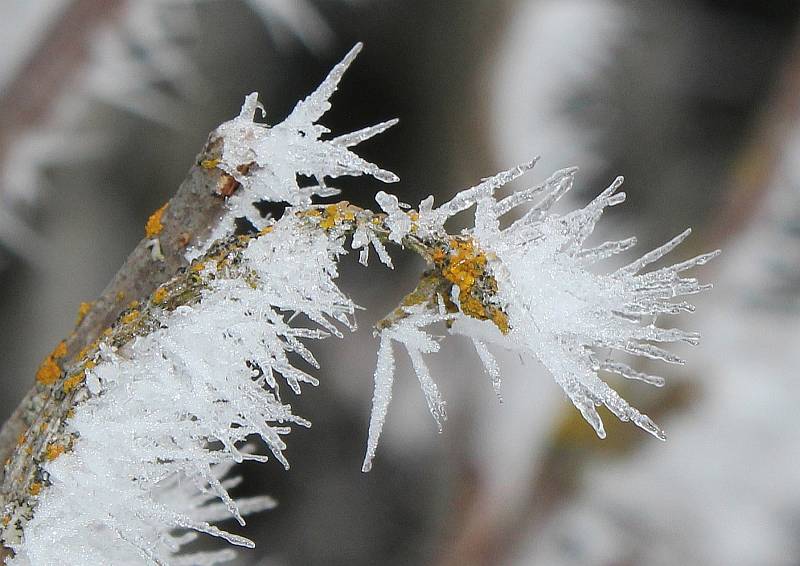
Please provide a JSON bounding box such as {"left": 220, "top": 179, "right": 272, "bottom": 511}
{"left": 0, "top": 131, "right": 232, "bottom": 553}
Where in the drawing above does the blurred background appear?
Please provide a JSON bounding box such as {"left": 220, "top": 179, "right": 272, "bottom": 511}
{"left": 1, "top": 1, "right": 799, "bottom": 564}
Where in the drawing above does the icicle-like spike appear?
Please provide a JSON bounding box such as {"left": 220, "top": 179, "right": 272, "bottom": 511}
{"left": 616, "top": 229, "right": 693, "bottom": 276}
{"left": 439, "top": 160, "right": 539, "bottom": 218}
{"left": 407, "top": 349, "right": 447, "bottom": 431}
{"left": 601, "top": 361, "right": 666, "bottom": 387}
{"left": 285, "top": 42, "right": 363, "bottom": 127}
{"left": 362, "top": 335, "right": 396, "bottom": 473}
{"left": 472, "top": 339, "right": 502, "bottom": 399}
{"left": 332, "top": 118, "right": 399, "bottom": 148}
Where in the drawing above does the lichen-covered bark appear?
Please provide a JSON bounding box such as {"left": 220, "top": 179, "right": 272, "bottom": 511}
{"left": 0, "top": 131, "right": 232, "bottom": 556}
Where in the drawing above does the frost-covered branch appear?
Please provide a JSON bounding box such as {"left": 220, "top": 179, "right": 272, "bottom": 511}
{"left": 0, "top": 44, "right": 717, "bottom": 565}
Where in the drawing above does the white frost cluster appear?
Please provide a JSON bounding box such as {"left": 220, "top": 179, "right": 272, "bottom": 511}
{"left": 12, "top": 217, "right": 355, "bottom": 565}
{"left": 205, "top": 43, "right": 397, "bottom": 249}
{"left": 362, "top": 161, "right": 718, "bottom": 469}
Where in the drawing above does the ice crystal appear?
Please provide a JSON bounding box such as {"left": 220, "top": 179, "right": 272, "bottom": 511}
{"left": 203, "top": 43, "right": 397, "bottom": 250}
{"left": 362, "top": 162, "right": 717, "bottom": 469}
{"left": 362, "top": 305, "right": 452, "bottom": 472}
{"left": 11, "top": 216, "right": 355, "bottom": 565}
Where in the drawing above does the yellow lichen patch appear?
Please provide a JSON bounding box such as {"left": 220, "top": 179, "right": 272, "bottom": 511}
{"left": 258, "top": 226, "right": 274, "bottom": 236}
{"left": 36, "top": 341, "right": 68, "bottom": 385}
{"left": 35, "top": 356, "right": 61, "bottom": 385}
{"left": 318, "top": 202, "right": 357, "bottom": 231}
{"left": 440, "top": 238, "right": 488, "bottom": 294}
{"left": 431, "top": 238, "right": 511, "bottom": 335}
{"left": 73, "top": 342, "right": 93, "bottom": 362}
{"left": 53, "top": 340, "right": 67, "bottom": 360}
{"left": 16, "top": 433, "right": 26, "bottom": 446}
{"left": 63, "top": 371, "right": 85, "bottom": 393}
{"left": 66, "top": 409, "right": 75, "bottom": 419}
{"left": 152, "top": 286, "right": 168, "bottom": 304}
{"left": 319, "top": 204, "right": 341, "bottom": 230}
{"left": 460, "top": 296, "right": 486, "bottom": 319}
{"left": 408, "top": 211, "right": 419, "bottom": 233}
{"left": 490, "top": 309, "right": 510, "bottom": 334}
{"left": 120, "top": 310, "right": 140, "bottom": 325}
{"left": 128, "top": 300, "right": 140, "bottom": 309}
{"left": 190, "top": 262, "right": 205, "bottom": 273}
{"left": 115, "top": 291, "right": 126, "bottom": 303}
{"left": 44, "top": 443, "right": 65, "bottom": 461}
{"left": 201, "top": 158, "right": 220, "bottom": 170}
{"left": 145, "top": 202, "right": 169, "bottom": 238}
{"left": 28, "top": 482, "right": 42, "bottom": 497}
{"left": 75, "top": 301, "right": 93, "bottom": 326}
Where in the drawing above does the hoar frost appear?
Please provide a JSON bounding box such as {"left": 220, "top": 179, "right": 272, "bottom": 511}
{"left": 10, "top": 44, "right": 717, "bottom": 564}
{"left": 361, "top": 162, "right": 718, "bottom": 470}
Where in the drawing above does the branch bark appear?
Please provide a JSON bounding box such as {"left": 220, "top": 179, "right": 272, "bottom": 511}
{"left": 0, "top": 131, "right": 230, "bottom": 556}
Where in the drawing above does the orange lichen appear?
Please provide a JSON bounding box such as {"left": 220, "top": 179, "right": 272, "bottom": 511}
{"left": 152, "top": 287, "right": 168, "bottom": 304}
{"left": 52, "top": 341, "right": 67, "bottom": 360}
{"left": 72, "top": 337, "right": 101, "bottom": 364}
{"left": 2, "top": 515, "right": 10, "bottom": 527}
{"left": 16, "top": 433, "right": 26, "bottom": 446}
{"left": 318, "top": 203, "right": 359, "bottom": 230}
{"left": 73, "top": 344, "right": 90, "bottom": 362}
{"left": 145, "top": 203, "right": 169, "bottom": 238}
{"left": 120, "top": 310, "right": 140, "bottom": 325}
{"left": 35, "top": 341, "right": 68, "bottom": 385}
{"left": 319, "top": 204, "right": 341, "bottom": 230}
{"left": 28, "top": 482, "right": 42, "bottom": 496}
{"left": 460, "top": 296, "right": 486, "bottom": 319}
{"left": 63, "top": 371, "right": 85, "bottom": 393}
{"left": 75, "top": 301, "right": 93, "bottom": 325}
{"left": 490, "top": 309, "right": 510, "bottom": 334}
{"left": 35, "top": 356, "right": 61, "bottom": 385}
{"left": 431, "top": 238, "right": 510, "bottom": 335}
{"left": 200, "top": 158, "right": 220, "bottom": 170}
{"left": 44, "top": 443, "right": 65, "bottom": 461}
{"left": 407, "top": 211, "right": 419, "bottom": 233}
{"left": 441, "top": 238, "right": 487, "bottom": 293}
